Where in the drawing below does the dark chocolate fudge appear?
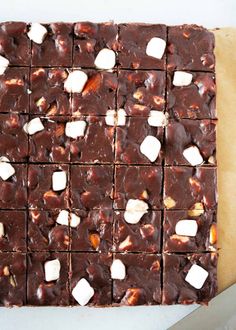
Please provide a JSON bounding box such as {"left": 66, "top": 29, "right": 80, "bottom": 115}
{"left": 163, "top": 253, "right": 217, "bottom": 304}
{"left": 117, "top": 70, "right": 165, "bottom": 116}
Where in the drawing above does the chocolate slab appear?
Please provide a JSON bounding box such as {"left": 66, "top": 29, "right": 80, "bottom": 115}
{"left": 117, "top": 70, "right": 165, "bottom": 116}
{"left": 113, "top": 211, "right": 161, "bottom": 253}
{"left": 165, "top": 119, "right": 216, "bottom": 166}
{"left": 27, "top": 252, "right": 69, "bottom": 306}
{"left": 70, "top": 253, "right": 112, "bottom": 306}
{"left": 73, "top": 22, "right": 118, "bottom": 67}
{"left": 114, "top": 165, "right": 163, "bottom": 209}
{"left": 163, "top": 253, "right": 217, "bottom": 304}
{"left": 118, "top": 24, "right": 167, "bottom": 70}
{"left": 113, "top": 254, "right": 161, "bottom": 305}
{"left": 163, "top": 210, "right": 217, "bottom": 252}
{"left": 167, "top": 25, "right": 215, "bottom": 71}
{"left": 0, "top": 253, "right": 26, "bottom": 306}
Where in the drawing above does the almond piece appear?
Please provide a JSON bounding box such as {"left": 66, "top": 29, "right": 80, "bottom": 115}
{"left": 82, "top": 73, "right": 101, "bottom": 96}
{"left": 89, "top": 233, "right": 100, "bottom": 250}
{"left": 164, "top": 196, "right": 176, "bottom": 209}
{"left": 209, "top": 224, "right": 217, "bottom": 245}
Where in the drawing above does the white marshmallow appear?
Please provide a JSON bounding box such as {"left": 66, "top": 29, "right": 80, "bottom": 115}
{"left": 23, "top": 117, "right": 44, "bottom": 135}
{"left": 70, "top": 213, "right": 81, "bottom": 228}
{"left": 173, "top": 71, "right": 193, "bottom": 87}
{"left": 124, "top": 199, "right": 148, "bottom": 224}
{"left": 44, "top": 259, "right": 61, "bottom": 282}
{"left": 65, "top": 120, "right": 86, "bottom": 139}
{"left": 52, "top": 171, "right": 67, "bottom": 191}
{"left": 72, "top": 278, "right": 94, "bottom": 306}
{"left": 185, "top": 264, "right": 209, "bottom": 289}
{"left": 64, "top": 70, "right": 88, "bottom": 93}
{"left": 0, "top": 55, "right": 9, "bottom": 75}
{"left": 0, "top": 156, "right": 10, "bottom": 162}
{"left": 117, "top": 109, "right": 126, "bottom": 126}
{"left": 146, "top": 37, "right": 166, "bottom": 59}
{"left": 175, "top": 220, "right": 198, "bottom": 237}
{"left": 0, "top": 161, "right": 15, "bottom": 181}
{"left": 148, "top": 111, "right": 168, "bottom": 127}
{"left": 0, "top": 223, "right": 4, "bottom": 237}
{"left": 94, "top": 48, "right": 116, "bottom": 70}
{"left": 105, "top": 110, "right": 116, "bottom": 126}
{"left": 56, "top": 210, "right": 69, "bottom": 226}
{"left": 140, "top": 136, "right": 161, "bottom": 162}
{"left": 183, "top": 146, "right": 203, "bottom": 166}
{"left": 27, "top": 23, "right": 47, "bottom": 44}
{"left": 110, "top": 259, "right": 126, "bottom": 280}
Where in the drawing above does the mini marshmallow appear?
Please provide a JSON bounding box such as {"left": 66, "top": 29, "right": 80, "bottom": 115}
{"left": 117, "top": 109, "right": 126, "bottom": 126}
{"left": 148, "top": 111, "right": 168, "bottom": 127}
{"left": 52, "top": 171, "right": 67, "bottom": 191}
{"left": 56, "top": 210, "right": 69, "bottom": 226}
{"left": 0, "top": 161, "right": 15, "bottom": 181}
{"left": 173, "top": 71, "right": 193, "bottom": 87}
{"left": 124, "top": 199, "right": 148, "bottom": 224}
{"left": 183, "top": 146, "right": 203, "bottom": 166}
{"left": 94, "top": 48, "right": 116, "bottom": 70}
{"left": 185, "top": 264, "right": 209, "bottom": 289}
{"left": 110, "top": 259, "right": 126, "bottom": 280}
{"left": 44, "top": 259, "right": 61, "bottom": 282}
{"left": 0, "top": 156, "right": 10, "bottom": 163}
{"left": 140, "top": 136, "right": 161, "bottom": 162}
{"left": 175, "top": 220, "right": 198, "bottom": 237}
{"left": 72, "top": 278, "right": 94, "bottom": 306}
{"left": 0, "top": 223, "right": 4, "bottom": 237}
{"left": 65, "top": 120, "right": 87, "bottom": 139}
{"left": 23, "top": 117, "right": 44, "bottom": 135}
{"left": 27, "top": 23, "right": 47, "bottom": 44}
{"left": 64, "top": 70, "right": 88, "bottom": 93}
{"left": 105, "top": 110, "right": 116, "bottom": 126}
{"left": 0, "top": 55, "right": 9, "bottom": 75}
{"left": 146, "top": 37, "right": 166, "bottom": 59}
{"left": 70, "top": 213, "right": 81, "bottom": 228}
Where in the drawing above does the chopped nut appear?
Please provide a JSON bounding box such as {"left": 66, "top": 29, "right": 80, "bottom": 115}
{"left": 140, "top": 190, "right": 149, "bottom": 200}
{"left": 119, "top": 236, "right": 133, "bottom": 251}
{"left": 209, "top": 224, "right": 217, "bottom": 245}
{"left": 208, "top": 156, "right": 216, "bottom": 164}
{"left": 43, "top": 190, "right": 58, "bottom": 202}
{"left": 121, "top": 288, "right": 141, "bottom": 306}
{"left": 47, "top": 104, "right": 57, "bottom": 116}
{"left": 140, "top": 224, "right": 155, "bottom": 239}
{"left": 189, "top": 177, "right": 201, "bottom": 192}
{"left": 188, "top": 209, "right": 204, "bottom": 217}
{"left": 36, "top": 96, "right": 46, "bottom": 108}
{"left": 89, "top": 233, "right": 100, "bottom": 250}
{"left": 55, "top": 123, "right": 65, "bottom": 137}
{"left": 133, "top": 104, "right": 148, "bottom": 113}
{"left": 9, "top": 275, "right": 16, "bottom": 287}
{"left": 82, "top": 73, "right": 102, "bottom": 96}
{"left": 150, "top": 260, "right": 160, "bottom": 272}
{"left": 5, "top": 79, "right": 24, "bottom": 86}
{"left": 170, "top": 234, "right": 190, "bottom": 244}
{"left": 153, "top": 95, "right": 165, "bottom": 106}
{"left": 164, "top": 196, "right": 176, "bottom": 209}
{"left": 133, "top": 90, "right": 143, "bottom": 101}
{"left": 64, "top": 235, "right": 70, "bottom": 246}
{"left": 3, "top": 266, "right": 10, "bottom": 276}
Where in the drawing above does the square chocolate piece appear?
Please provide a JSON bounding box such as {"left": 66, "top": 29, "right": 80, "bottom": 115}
{"left": 70, "top": 253, "right": 112, "bottom": 306}
{"left": 0, "top": 67, "right": 29, "bottom": 114}
{"left": 165, "top": 119, "right": 216, "bottom": 166}
{"left": 30, "top": 68, "right": 71, "bottom": 116}
{"left": 70, "top": 116, "right": 114, "bottom": 163}
{"left": 114, "top": 165, "right": 163, "bottom": 209}
{"left": 115, "top": 117, "right": 163, "bottom": 164}
{"left": 0, "top": 113, "right": 28, "bottom": 162}
{"left": 117, "top": 70, "right": 165, "bottom": 116}
{"left": 0, "top": 211, "right": 26, "bottom": 252}
{"left": 31, "top": 23, "right": 73, "bottom": 66}
{"left": 164, "top": 166, "right": 217, "bottom": 210}
{"left": 118, "top": 24, "right": 167, "bottom": 70}
{"left": 113, "top": 210, "right": 161, "bottom": 253}
{"left": 0, "top": 22, "right": 31, "bottom": 65}
{"left": 167, "top": 25, "right": 215, "bottom": 71}
{"left": 70, "top": 209, "right": 112, "bottom": 252}
{"left": 113, "top": 254, "right": 161, "bottom": 305}
{"left": 0, "top": 252, "right": 26, "bottom": 306}
{"left": 167, "top": 72, "right": 216, "bottom": 119}
{"left": 163, "top": 210, "right": 217, "bottom": 253}
{"left": 0, "top": 163, "right": 27, "bottom": 209}
{"left": 28, "top": 164, "right": 69, "bottom": 209}
{"left": 27, "top": 252, "right": 69, "bottom": 306}
{"left": 163, "top": 253, "right": 217, "bottom": 304}
{"left": 71, "top": 69, "right": 117, "bottom": 116}
{"left": 73, "top": 22, "right": 118, "bottom": 67}
{"left": 28, "top": 210, "right": 70, "bottom": 251}
{"left": 70, "top": 165, "right": 113, "bottom": 210}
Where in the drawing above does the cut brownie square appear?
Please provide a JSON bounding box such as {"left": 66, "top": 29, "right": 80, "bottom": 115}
{"left": 0, "top": 252, "right": 26, "bottom": 306}
{"left": 163, "top": 210, "right": 217, "bottom": 252}
{"left": 30, "top": 68, "right": 71, "bottom": 116}
{"left": 0, "top": 211, "right": 26, "bottom": 252}
{"left": 0, "top": 22, "right": 31, "bottom": 65}
{"left": 114, "top": 165, "right": 163, "bottom": 209}
{"left": 27, "top": 252, "right": 69, "bottom": 306}
{"left": 118, "top": 24, "right": 167, "bottom": 70}
{"left": 70, "top": 253, "right": 112, "bottom": 306}
{"left": 70, "top": 209, "right": 113, "bottom": 252}
{"left": 164, "top": 167, "right": 217, "bottom": 210}
{"left": 167, "top": 71, "right": 216, "bottom": 119}
{"left": 28, "top": 210, "right": 70, "bottom": 251}
{"left": 115, "top": 117, "right": 163, "bottom": 164}
{"left": 117, "top": 70, "right": 165, "bottom": 116}
{"left": 112, "top": 253, "right": 161, "bottom": 305}
{"left": 163, "top": 253, "right": 217, "bottom": 304}
{"left": 0, "top": 113, "right": 28, "bottom": 162}
{"left": 113, "top": 210, "right": 161, "bottom": 253}
{"left": 0, "top": 67, "right": 29, "bottom": 114}
{"left": 28, "top": 164, "right": 69, "bottom": 209}
{"left": 73, "top": 22, "right": 118, "bottom": 68}
{"left": 31, "top": 23, "right": 73, "bottom": 66}
{"left": 70, "top": 165, "right": 113, "bottom": 210}
{"left": 167, "top": 25, "right": 215, "bottom": 71}
{"left": 165, "top": 119, "right": 216, "bottom": 166}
